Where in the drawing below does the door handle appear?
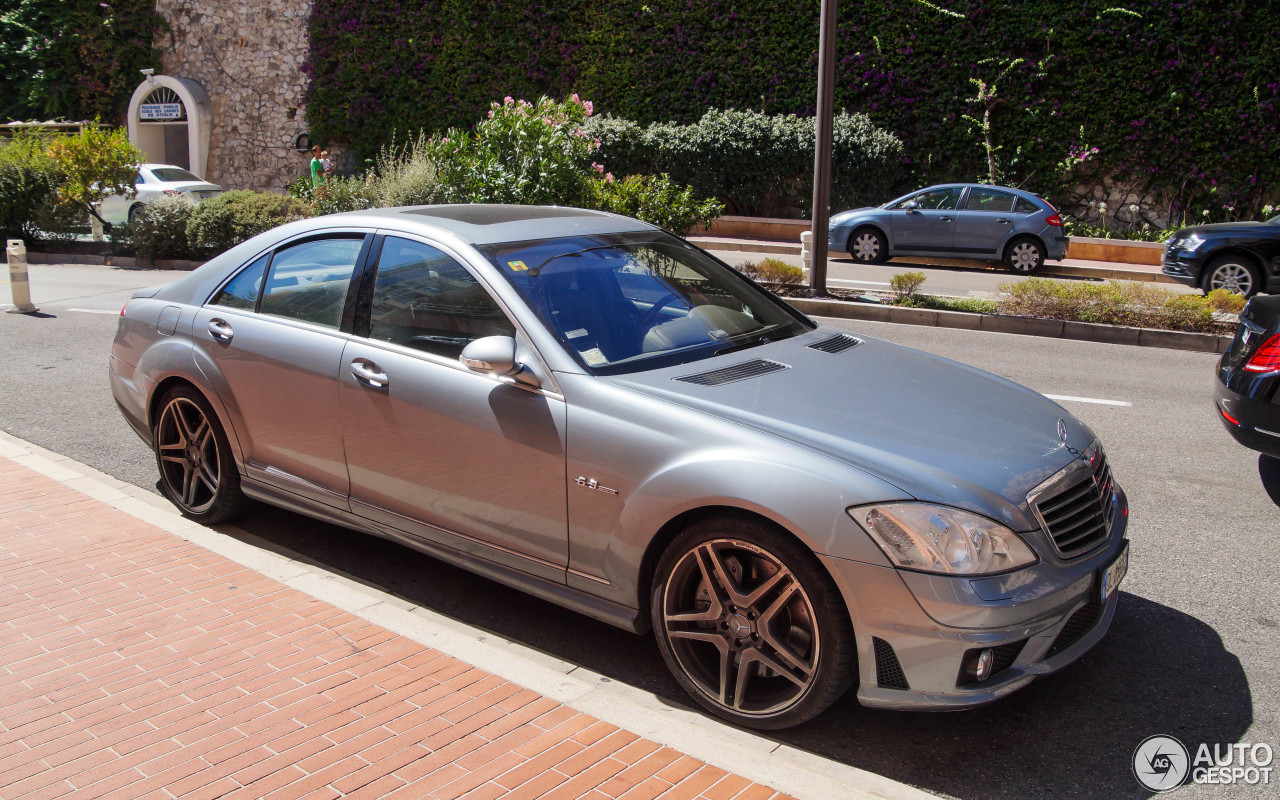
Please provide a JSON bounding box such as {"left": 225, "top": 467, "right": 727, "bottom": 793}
{"left": 207, "top": 318, "right": 234, "bottom": 342}
{"left": 996, "top": 218, "right": 1012, "bottom": 225}
{"left": 350, "top": 359, "right": 389, "bottom": 389}
{"left": 938, "top": 216, "right": 954, "bottom": 223}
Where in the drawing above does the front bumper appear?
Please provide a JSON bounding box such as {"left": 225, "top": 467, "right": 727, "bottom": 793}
{"left": 821, "top": 486, "right": 1129, "bottom": 710}
{"left": 1161, "top": 248, "right": 1202, "bottom": 287}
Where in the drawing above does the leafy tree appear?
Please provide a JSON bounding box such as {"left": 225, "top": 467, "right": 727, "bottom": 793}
{"left": 44, "top": 123, "right": 142, "bottom": 228}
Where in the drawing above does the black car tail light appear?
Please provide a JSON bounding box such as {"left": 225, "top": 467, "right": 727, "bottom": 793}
{"left": 1244, "top": 333, "right": 1280, "bottom": 373}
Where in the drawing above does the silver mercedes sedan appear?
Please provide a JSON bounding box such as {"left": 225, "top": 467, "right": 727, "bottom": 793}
{"left": 111, "top": 205, "right": 1129, "bottom": 729}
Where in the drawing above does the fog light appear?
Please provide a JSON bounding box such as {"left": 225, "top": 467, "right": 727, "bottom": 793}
{"left": 974, "top": 649, "right": 994, "bottom": 681}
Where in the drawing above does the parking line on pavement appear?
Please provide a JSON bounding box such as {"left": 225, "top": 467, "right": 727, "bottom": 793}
{"left": 64, "top": 307, "right": 121, "bottom": 314}
{"left": 1044, "top": 394, "right": 1133, "bottom": 407}
{"left": 827, "top": 278, "right": 892, "bottom": 287}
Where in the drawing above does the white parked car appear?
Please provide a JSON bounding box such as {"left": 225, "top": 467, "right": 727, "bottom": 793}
{"left": 98, "top": 164, "right": 223, "bottom": 225}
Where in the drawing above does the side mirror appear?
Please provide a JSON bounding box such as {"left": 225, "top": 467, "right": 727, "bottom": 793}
{"left": 904, "top": 200, "right": 921, "bottom": 211}
{"left": 459, "top": 336, "right": 521, "bottom": 376}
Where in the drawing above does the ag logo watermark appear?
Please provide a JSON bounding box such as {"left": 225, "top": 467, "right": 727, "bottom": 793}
{"left": 1133, "top": 735, "right": 1274, "bottom": 791}
{"left": 1133, "top": 735, "right": 1189, "bottom": 791}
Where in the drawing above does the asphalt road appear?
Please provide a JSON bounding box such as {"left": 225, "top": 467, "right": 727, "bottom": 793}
{"left": 3, "top": 263, "right": 1277, "bottom": 800}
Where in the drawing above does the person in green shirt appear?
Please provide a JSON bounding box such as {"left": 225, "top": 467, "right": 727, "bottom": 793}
{"left": 310, "top": 145, "right": 326, "bottom": 188}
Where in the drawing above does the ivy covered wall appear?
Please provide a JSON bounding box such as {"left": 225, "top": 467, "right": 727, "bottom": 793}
{"left": 305, "top": 0, "right": 1279, "bottom": 223}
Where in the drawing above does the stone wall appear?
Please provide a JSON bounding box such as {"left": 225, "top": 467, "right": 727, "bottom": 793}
{"left": 154, "top": 1, "right": 311, "bottom": 192}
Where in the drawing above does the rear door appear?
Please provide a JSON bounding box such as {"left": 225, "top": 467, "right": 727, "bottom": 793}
{"left": 339, "top": 234, "right": 569, "bottom": 581}
{"left": 953, "top": 187, "right": 1017, "bottom": 256}
{"left": 193, "top": 233, "right": 370, "bottom": 508}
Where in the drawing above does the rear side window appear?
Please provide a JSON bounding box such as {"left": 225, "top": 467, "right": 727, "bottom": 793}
{"left": 259, "top": 238, "right": 363, "bottom": 329}
{"left": 964, "top": 188, "right": 1016, "bottom": 212}
{"left": 211, "top": 254, "right": 269, "bottom": 310}
{"left": 368, "top": 237, "right": 515, "bottom": 359}
{"left": 1014, "top": 197, "right": 1041, "bottom": 214}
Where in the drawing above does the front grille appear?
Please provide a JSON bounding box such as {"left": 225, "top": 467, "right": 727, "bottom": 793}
{"left": 1034, "top": 449, "right": 1115, "bottom": 559}
{"left": 806, "top": 333, "right": 862, "bottom": 354}
{"left": 872, "top": 637, "right": 910, "bottom": 690}
{"left": 674, "top": 359, "right": 789, "bottom": 386}
{"left": 1047, "top": 602, "right": 1102, "bottom": 657}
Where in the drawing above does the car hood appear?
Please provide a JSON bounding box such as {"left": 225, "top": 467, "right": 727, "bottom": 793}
{"left": 605, "top": 328, "right": 1089, "bottom": 530}
{"left": 1176, "top": 221, "right": 1278, "bottom": 237}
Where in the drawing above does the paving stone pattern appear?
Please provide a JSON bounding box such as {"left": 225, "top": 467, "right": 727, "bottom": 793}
{"left": 0, "top": 456, "right": 792, "bottom": 800}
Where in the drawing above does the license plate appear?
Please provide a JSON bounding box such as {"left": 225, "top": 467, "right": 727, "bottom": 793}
{"left": 1099, "top": 542, "right": 1129, "bottom": 601}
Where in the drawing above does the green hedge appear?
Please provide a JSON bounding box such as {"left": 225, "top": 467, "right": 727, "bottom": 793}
{"left": 307, "top": 0, "right": 1280, "bottom": 222}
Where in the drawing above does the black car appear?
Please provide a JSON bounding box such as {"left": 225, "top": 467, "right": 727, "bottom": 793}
{"left": 1163, "top": 216, "right": 1280, "bottom": 297}
{"left": 1216, "top": 294, "right": 1280, "bottom": 458}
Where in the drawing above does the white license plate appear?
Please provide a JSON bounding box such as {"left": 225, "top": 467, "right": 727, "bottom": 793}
{"left": 1100, "top": 543, "right": 1129, "bottom": 600}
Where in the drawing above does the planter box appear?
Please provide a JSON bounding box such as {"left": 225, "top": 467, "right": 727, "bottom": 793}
{"left": 1064, "top": 236, "right": 1163, "bottom": 266}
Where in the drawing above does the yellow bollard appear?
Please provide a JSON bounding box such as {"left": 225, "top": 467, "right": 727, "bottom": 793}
{"left": 6, "top": 239, "right": 39, "bottom": 314}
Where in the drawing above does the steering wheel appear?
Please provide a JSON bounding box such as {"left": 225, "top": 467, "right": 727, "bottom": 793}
{"left": 638, "top": 293, "right": 682, "bottom": 329}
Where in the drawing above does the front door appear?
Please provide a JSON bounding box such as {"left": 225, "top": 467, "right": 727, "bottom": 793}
{"left": 193, "top": 235, "right": 368, "bottom": 508}
{"left": 340, "top": 235, "right": 569, "bottom": 581}
{"left": 890, "top": 186, "right": 963, "bottom": 253}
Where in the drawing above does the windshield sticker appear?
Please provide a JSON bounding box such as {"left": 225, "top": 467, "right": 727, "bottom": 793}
{"left": 580, "top": 347, "right": 607, "bottom": 366}
{"left": 507, "top": 260, "right": 529, "bottom": 272}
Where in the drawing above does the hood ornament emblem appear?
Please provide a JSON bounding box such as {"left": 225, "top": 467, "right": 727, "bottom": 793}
{"left": 1057, "top": 419, "right": 1069, "bottom": 447}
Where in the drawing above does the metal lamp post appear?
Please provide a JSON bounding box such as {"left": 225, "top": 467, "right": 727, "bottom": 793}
{"left": 808, "top": 0, "right": 837, "bottom": 296}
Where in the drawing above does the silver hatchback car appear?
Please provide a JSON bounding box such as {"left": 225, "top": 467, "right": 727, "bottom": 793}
{"left": 828, "top": 183, "right": 1069, "bottom": 273}
{"left": 111, "top": 205, "right": 1128, "bottom": 729}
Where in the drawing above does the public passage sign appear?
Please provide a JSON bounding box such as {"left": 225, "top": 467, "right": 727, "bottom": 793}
{"left": 139, "top": 103, "right": 182, "bottom": 121}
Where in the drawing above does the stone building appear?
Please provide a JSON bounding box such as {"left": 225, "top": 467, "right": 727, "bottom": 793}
{"left": 126, "top": 1, "right": 313, "bottom": 192}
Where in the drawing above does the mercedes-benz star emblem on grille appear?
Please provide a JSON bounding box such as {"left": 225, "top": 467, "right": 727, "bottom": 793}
{"left": 1057, "top": 419, "right": 1068, "bottom": 447}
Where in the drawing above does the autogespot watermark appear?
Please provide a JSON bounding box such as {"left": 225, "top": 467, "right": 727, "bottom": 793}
{"left": 1133, "top": 735, "right": 1274, "bottom": 791}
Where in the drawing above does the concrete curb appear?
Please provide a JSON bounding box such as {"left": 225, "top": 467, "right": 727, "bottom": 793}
{"left": 786, "top": 296, "right": 1234, "bottom": 354}
{"left": 688, "top": 236, "right": 1178, "bottom": 285}
{"left": 0, "top": 429, "right": 934, "bottom": 800}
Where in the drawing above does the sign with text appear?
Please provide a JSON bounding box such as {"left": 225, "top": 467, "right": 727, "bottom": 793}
{"left": 139, "top": 103, "right": 183, "bottom": 121}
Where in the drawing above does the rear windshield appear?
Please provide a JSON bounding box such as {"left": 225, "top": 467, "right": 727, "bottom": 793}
{"left": 480, "top": 232, "right": 812, "bottom": 375}
{"left": 149, "top": 167, "right": 201, "bottom": 182}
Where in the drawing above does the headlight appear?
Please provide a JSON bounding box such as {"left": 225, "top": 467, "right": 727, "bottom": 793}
{"left": 849, "top": 503, "right": 1037, "bottom": 575}
{"left": 1179, "top": 233, "right": 1206, "bottom": 250}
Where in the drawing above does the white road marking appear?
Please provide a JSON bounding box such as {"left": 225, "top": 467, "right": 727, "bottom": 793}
{"left": 65, "top": 307, "right": 120, "bottom": 315}
{"left": 1044, "top": 393, "right": 1133, "bottom": 407}
{"left": 828, "top": 278, "right": 892, "bottom": 287}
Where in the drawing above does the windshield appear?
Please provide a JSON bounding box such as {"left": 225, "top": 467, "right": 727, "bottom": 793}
{"left": 480, "top": 232, "right": 813, "bottom": 375}
{"left": 149, "top": 167, "right": 201, "bottom": 183}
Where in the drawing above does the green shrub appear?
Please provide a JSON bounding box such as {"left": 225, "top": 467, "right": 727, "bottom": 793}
{"left": 0, "top": 133, "right": 63, "bottom": 239}
{"left": 897, "top": 295, "right": 1000, "bottom": 314}
{"left": 187, "top": 190, "right": 310, "bottom": 254}
{"left": 589, "top": 173, "right": 722, "bottom": 235}
{"left": 362, "top": 133, "right": 445, "bottom": 208}
{"left": 129, "top": 196, "right": 201, "bottom": 261}
{"left": 997, "top": 278, "right": 1230, "bottom": 333}
{"left": 737, "top": 257, "right": 806, "bottom": 286}
{"left": 890, "top": 271, "right": 927, "bottom": 301}
{"left": 588, "top": 109, "right": 904, "bottom": 217}
{"left": 1205, "top": 288, "right": 1247, "bottom": 315}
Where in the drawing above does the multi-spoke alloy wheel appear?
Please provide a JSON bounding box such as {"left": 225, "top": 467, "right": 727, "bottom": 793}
{"left": 152, "top": 386, "right": 245, "bottom": 523}
{"left": 1205, "top": 257, "right": 1258, "bottom": 297}
{"left": 653, "top": 520, "right": 855, "bottom": 728}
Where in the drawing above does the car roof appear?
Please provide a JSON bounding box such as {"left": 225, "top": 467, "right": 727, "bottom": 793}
{"left": 323, "top": 204, "right": 658, "bottom": 245}
{"left": 919, "top": 183, "right": 1044, "bottom": 200}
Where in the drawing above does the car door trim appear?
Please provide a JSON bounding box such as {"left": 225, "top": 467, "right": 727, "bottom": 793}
{"left": 247, "top": 461, "right": 348, "bottom": 501}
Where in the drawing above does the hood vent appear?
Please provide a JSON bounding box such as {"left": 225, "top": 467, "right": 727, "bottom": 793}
{"left": 675, "top": 359, "right": 790, "bottom": 386}
{"left": 807, "top": 333, "right": 862, "bottom": 354}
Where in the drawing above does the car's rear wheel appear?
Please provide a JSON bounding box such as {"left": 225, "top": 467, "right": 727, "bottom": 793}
{"left": 847, "top": 227, "right": 888, "bottom": 264}
{"left": 127, "top": 203, "right": 145, "bottom": 224}
{"left": 1004, "top": 237, "right": 1046, "bottom": 273}
{"left": 152, "top": 385, "right": 245, "bottom": 524}
{"left": 651, "top": 516, "right": 855, "bottom": 729}
{"left": 1203, "top": 255, "right": 1260, "bottom": 297}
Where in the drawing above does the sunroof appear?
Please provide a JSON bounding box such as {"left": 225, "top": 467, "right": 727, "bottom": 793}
{"left": 402, "top": 205, "right": 594, "bottom": 225}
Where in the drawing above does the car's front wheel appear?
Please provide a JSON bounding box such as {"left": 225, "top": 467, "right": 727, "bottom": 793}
{"left": 651, "top": 516, "right": 855, "bottom": 729}
{"left": 1203, "top": 255, "right": 1260, "bottom": 297}
{"left": 127, "top": 203, "right": 145, "bottom": 224}
{"left": 847, "top": 227, "right": 888, "bottom": 264}
{"left": 1004, "top": 237, "right": 1046, "bottom": 273}
{"left": 152, "top": 385, "right": 246, "bottom": 524}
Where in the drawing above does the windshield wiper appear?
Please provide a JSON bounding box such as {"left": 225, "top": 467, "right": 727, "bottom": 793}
{"left": 713, "top": 324, "right": 796, "bottom": 355}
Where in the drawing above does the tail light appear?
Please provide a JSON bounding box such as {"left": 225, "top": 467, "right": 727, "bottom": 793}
{"left": 1045, "top": 214, "right": 1063, "bottom": 227}
{"left": 120, "top": 301, "right": 129, "bottom": 317}
{"left": 163, "top": 189, "right": 180, "bottom": 196}
{"left": 1243, "top": 333, "right": 1280, "bottom": 373}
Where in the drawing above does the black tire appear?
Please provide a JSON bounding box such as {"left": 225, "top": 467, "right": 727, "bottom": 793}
{"left": 651, "top": 516, "right": 856, "bottom": 729}
{"left": 152, "top": 385, "right": 246, "bottom": 524}
{"left": 127, "top": 203, "right": 145, "bottom": 224}
{"left": 1003, "top": 236, "right": 1046, "bottom": 274}
{"left": 846, "top": 227, "right": 888, "bottom": 264}
{"left": 1202, "top": 255, "right": 1260, "bottom": 298}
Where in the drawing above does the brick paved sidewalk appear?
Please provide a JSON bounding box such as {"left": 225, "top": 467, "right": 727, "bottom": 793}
{"left": 0, "top": 454, "right": 794, "bottom": 800}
